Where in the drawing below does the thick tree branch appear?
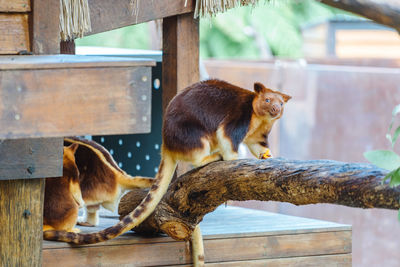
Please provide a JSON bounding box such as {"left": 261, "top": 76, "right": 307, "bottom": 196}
{"left": 119, "top": 158, "right": 399, "bottom": 241}
{"left": 320, "top": 0, "right": 400, "bottom": 32}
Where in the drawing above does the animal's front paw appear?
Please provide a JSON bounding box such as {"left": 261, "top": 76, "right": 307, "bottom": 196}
{"left": 259, "top": 149, "right": 273, "bottom": 159}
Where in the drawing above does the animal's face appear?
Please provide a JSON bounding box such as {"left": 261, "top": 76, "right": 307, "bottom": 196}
{"left": 63, "top": 143, "right": 80, "bottom": 181}
{"left": 252, "top": 82, "right": 291, "bottom": 119}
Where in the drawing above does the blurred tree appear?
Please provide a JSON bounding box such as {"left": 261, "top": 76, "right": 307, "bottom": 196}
{"left": 75, "top": 0, "right": 348, "bottom": 59}
{"left": 200, "top": 0, "right": 348, "bottom": 59}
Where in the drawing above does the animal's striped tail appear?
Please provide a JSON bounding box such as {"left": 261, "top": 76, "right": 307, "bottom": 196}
{"left": 43, "top": 152, "right": 177, "bottom": 244}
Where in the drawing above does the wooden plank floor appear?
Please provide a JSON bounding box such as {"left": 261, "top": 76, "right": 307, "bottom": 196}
{"left": 43, "top": 206, "right": 352, "bottom": 266}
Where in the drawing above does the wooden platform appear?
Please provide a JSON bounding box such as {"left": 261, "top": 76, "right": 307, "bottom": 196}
{"left": 43, "top": 206, "right": 352, "bottom": 266}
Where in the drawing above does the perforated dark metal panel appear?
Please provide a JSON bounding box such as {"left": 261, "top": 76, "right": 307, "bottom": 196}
{"left": 92, "top": 60, "right": 162, "bottom": 177}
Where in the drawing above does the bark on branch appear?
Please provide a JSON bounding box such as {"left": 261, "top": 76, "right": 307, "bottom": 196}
{"left": 119, "top": 158, "right": 399, "bottom": 241}
{"left": 320, "top": 0, "right": 400, "bottom": 32}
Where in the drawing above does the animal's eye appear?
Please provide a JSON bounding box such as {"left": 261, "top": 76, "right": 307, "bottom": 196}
{"left": 265, "top": 99, "right": 270, "bottom": 103}
{"left": 280, "top": 102, "right": 283, "bottom": 106}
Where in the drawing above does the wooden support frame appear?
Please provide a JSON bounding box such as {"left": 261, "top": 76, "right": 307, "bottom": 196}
{"left": 0, "top": 178, "right": 45, "bottom": 267}
{"left": 0, "top": 1, "right": 199, "bottom": 266}
{"left": 162, "top": 12, "right": 199, "bottom": 112}
{"left": 0, "top": 1, "right": 62, "bottom": 265}
{"left": 0, "top": 138, "right": 63, "bottom": 180}
{"left": 31, "top": 0, "right": 60, "bottom": 54}
{"left": 87, "top": 0, "right": 195, "bottom": 36}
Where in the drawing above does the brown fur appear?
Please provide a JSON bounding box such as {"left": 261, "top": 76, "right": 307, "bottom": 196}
{"left": 65, "top": 137, "right": 154, "bottom": 226}
{"left": 43, "top": 138, "right": 154, "bottom": 243}
{"left": 43, "top": 144, "right": 82, "bottom": 233}
{"left": 43, "top": 79, "right": 290, "bottom": 245}
{"left": 163, "top": 79, "right": 290, "bottom": 161}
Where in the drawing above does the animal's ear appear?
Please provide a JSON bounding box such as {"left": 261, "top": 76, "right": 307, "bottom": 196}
{"left": 280, "top": 93, "right": 292, "bottom": 102}
{"left": 254, "top": 82, "right": 265, "bottom": 94}
{"left": 67, "top": 143, "right": 79, "bottom": 154}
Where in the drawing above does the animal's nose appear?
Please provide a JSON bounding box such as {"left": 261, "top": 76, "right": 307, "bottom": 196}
{"left": 271, "top": 104, "right": 280, "bottom": 115}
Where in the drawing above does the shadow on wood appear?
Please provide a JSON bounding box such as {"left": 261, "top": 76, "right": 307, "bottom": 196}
{"left": 119, "top": 157, "right": 399, "bottom": 240}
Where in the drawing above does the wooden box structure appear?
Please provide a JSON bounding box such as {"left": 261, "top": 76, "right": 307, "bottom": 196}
{"left": 0, "top": 0, "right": 352, "bottom": 266}
{"left": 42, "top": 207, "right": 351, "bottom": 266}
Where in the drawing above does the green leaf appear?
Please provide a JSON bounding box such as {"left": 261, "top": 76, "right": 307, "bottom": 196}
{"left": 392, "top": 104, "right": 400, "bottom": 117}
{"left": 389, "top": 168, "right": 400, "bottom": 187}
{"left": 392, "top": 126, "right": 400, "bottom": 147}
{"left": 383, "top": 170, "right": 395, "bottom": 183}
{"left": 388, "top": 104, "right": 400, "bottom": 136}
{"left": 386, "top": 133, "right": 392, "bottom": 144}
{"left": 388, "top": 121, "right": 394, "bottom": 134}
{"left": 364, "top": 150, "right": 400, "bottom": 171}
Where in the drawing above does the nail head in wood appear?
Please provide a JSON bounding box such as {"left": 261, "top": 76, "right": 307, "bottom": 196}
{"left": 23, "top": 209, "right": 31, "bottom": 219}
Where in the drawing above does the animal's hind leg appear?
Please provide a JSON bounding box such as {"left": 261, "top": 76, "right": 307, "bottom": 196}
{"left": 43, "top": 225, "right": 55, "bottom": 232}
{"left": 191, "top": 225, "right": 205, "bottom": 267}
{"left": 194, "top": 153, "right": 222, "bottom": 167}
{"left": 78, "top": 204, "right": 100, "bottom": 227}
{"left": 192, "top": 141, "right": 221, "bottom": 167}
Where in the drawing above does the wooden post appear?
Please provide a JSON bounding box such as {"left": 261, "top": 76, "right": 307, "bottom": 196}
{"left": 162, "top": 12, "right": 199, "bottom": 175}
{"left": 31, "top": 0, "right": 60, "bottom": 54}
{"left": 162, "top": 12, "right": 199, "bottom": 112}
{"left": 0, "top": 138, "right": 63, "bottom": 267}
{"left": 0, "top": 0, "right": 62, "bottom": 266}
{"left": 60, "top": 40, "right": 76, "bottom": 54}
{"left": 0, "top": 179, "right": 45, "bottom": 266}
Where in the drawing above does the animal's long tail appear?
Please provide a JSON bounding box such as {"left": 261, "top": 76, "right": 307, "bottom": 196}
{"left": 43, "top": 150, "right": 177, "bottom": 244}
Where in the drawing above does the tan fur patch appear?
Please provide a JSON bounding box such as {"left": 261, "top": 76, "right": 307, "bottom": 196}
{"left": 216, "top": 127, "right": 238, "bottom": 160}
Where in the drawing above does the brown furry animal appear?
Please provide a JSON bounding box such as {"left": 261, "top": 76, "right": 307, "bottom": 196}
{"left": 64, "top": 137, "right": 154, "bottom": 227}
{"left": 43, "top": 143, "right": 83, "bottom": 233}
{"left": 43, "top": 79, "right": 291, "bottom": 246}
{"left": 43, "top": 138, "right": 154, "bottom": 236}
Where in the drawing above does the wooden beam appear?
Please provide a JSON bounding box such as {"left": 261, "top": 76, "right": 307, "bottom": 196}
{"left": 87, "top": 0, "right": 195, "bottom": 36}
{"left": 0, "top": 13, "right": 30, "bottom": 54}
{"left": 0, "top": 178, "right": 45, "bottom": 267}
{"left": 0, "top": 0, "right": 30, "bottom": 12}
{"left": 0, "top": 56, "right": 153, "bottom": 139}
{"left": 0, "top": 138, "right": 63, "bottom": 180}
{"left": 162, "top": 12, "right": 199, "bottom": 112}
{"left": 31, "top": 0, "right": 60, "bottom": 54}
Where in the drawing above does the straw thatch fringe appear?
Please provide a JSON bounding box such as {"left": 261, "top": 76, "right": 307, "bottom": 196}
{"left": 60, "top": 0, "right": 92, "bottom": 41}
{"left": 194, "top": 0, "right": 260, "bottom": 18}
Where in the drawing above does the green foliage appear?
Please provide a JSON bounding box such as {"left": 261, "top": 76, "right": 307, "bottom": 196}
{"left": 365, "top": 104, "right": 400, "bottom": 219}
{"left": 364, "top": 150, "right": 400, "bottom": 171}
{"left": 75, "top": 23, "right": 150, "bottom": 49}
{"left": 75, "top": 0, "right": 347, "bottom": 59}
{"left": 364, "top": 104, "right": 400, "bottom": 188}
{"left": 200, "top": 0, "right": 347, "bottom": 59}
